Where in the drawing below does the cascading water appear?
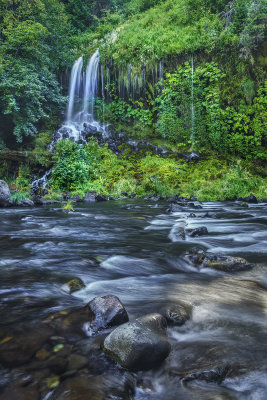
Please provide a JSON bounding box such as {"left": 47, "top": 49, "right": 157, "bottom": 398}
{"left": 83, "top": 49, "right": 100, "bottom": 121}
{"left": 54, "top": 49, "right": 104, "bottom": 144}
{"left": 66, "top": 56, "right": 83, "bottom": 122}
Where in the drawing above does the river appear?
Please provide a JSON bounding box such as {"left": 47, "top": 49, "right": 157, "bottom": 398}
{"left": 0, "top": 199, "right": 266, "bottom": 399}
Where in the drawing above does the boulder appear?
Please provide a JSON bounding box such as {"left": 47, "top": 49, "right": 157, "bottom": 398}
{"left": 0, "top": 180, "right": 11, "bottom": 207}
{"left": 87, "top": 295, "right": 129, "bottom": 335}
{"left": 103, "top": 313, "right": 171, "bottom": 371}
{"left": 203, "top": 255, "right": 251, "bottom": 272}
{"left": 186, "top": 251, "right": 252, "bottom": 272}
{"left": 63, "top": 278, "right": 85, "bottom": 294}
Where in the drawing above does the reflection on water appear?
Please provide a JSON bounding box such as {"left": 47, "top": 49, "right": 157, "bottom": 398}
{"left": 0, "top": 200, "right": 266, "bottom": 399}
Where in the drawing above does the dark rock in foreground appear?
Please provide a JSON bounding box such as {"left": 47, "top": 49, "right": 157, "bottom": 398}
{"left": 103, "top": 313, "right": 171, "bottom": 371}
{"left": 87, "top": 295, "right": 129, "bottom": 336}
{"left": 0, "top": 180, "right": 12, "bottom": 207}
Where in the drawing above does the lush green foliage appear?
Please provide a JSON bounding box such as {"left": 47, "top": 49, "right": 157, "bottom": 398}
{"left": 47, "top": 139, "right": 267, "bottom": 200}
{"left": 0, "top": 0, "right": 71, "bottom": 144}
{"left": 155, "top": 62, "right": 266, "bottom": 157}
{"left": 51, "top": 141, "right": 94, "bottom": 191}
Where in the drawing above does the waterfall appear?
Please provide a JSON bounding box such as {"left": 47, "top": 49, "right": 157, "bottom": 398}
{"left": 53, "top": 50, "right": 104, "bottom": 144}
{"left": 83, "top": 49, "right": 100, "bottom": 121}
{"left": 66, "top": 56, "right": 83, "bottom": 122}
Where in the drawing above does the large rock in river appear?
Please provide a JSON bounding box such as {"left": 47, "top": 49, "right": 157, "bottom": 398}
{"left": 103, "top": 313, "right": 171, "bottom": 371}
{"left": 87, "top": 295, "right": 129, "bottom": 335}
{"left": 0, "top": 180, "right": 11, "bottom": 207}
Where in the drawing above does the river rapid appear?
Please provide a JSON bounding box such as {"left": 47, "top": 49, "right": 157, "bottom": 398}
{"left": 0, "top": 199, "right": 266, "bottom": 400}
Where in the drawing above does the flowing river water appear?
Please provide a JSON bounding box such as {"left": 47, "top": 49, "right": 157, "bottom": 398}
{"left": 0, "top": 200, "right": 266, "bottom": 400}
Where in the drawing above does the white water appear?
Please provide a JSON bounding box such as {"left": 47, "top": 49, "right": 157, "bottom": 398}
{"left": 53, "top": 49, "right": 104, "bottom": 144}
{"left": 83, "top": 49, "right": 100, "bottom": 121}
{"left": 66, "top": 56, "right": 83, "bottom": 122}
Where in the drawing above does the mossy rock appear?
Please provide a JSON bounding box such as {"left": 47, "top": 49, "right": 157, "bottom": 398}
{"left": 65, "top": 278, "right": 85, "bottom": 294}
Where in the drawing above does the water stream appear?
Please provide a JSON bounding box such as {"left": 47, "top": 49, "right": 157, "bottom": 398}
{"left": 0, "top": 200, "right": 266, "bottom": 399}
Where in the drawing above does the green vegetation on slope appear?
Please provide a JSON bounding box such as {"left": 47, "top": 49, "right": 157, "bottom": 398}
{"left": 0, "top": 0, "right": 266, "bottom": 201}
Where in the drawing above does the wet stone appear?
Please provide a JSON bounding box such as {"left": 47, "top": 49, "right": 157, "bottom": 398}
{"left": 87, "top": 295, "right": 129, "bottom": 336}
{"left": 186, "top": 251, "right": 252, "bottom": 272}
{"left": 103, "top": 313, "right": 171, "bottom": 371}
{"left": 63, "top": 277, "right": 86, "bottom": 294}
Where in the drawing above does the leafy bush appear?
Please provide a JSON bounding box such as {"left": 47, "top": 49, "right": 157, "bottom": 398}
{"left": 51, "top": 141, "right": 93, "bottom": 191}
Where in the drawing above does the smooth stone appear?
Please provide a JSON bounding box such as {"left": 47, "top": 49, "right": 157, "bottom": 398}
{"left": 0, "top": 180, "right": 11, "bottom": 207}
{"left": 103, "top": 313, "right": 171, "bottom": 371}
{"left": 63, "top": 278, "right": 86, "bottom": 294}
{"left": 87, "top": 295, "right": 129, "bottom": 336}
